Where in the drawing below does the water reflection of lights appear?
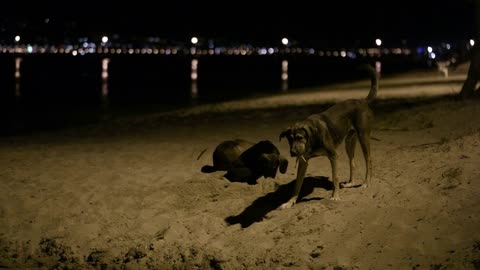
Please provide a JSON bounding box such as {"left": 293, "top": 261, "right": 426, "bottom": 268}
{"left": 281, "top": 60, "right": 288, "bottom": 80}
{"left": 191, "top": 59, "right": 199, "bottom": 81}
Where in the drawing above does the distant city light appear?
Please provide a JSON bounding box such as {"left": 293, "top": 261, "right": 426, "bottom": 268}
{"left": 340, "top": 51, "right": 346, "bottom": 57}
{"left": 268, "top": 48, "right": 274, "bottom": 54}
{"left": 102, "top": 36, "right": 109, "bottom": 43}
{"left": 427, "top": 46, "right": 433, "bottom": 53}
{"left": 191, "top": 37, "right": 198, "bottom": 45}
{"left": 446, "top": 43, "right": 451, "bottom": 50}
{"left": 430, "top": 52, "right": 436, "bottom": 59}
{"left": 15, "top": 35, "right": 20, "bottom": 42}
{"left": 27, "top": 45, "right": 33, "bottom": 53}
{"left": 281, "top": 38, "right": 289, "bottom": 45}
{"left": 375, "top": 38, "right": 382, "bottom": 46}
{"left": 72, "top": 50, "right": 78, "bottom": 56}
{"left": 470, "top": 39, "right": 475, "bottom": 46}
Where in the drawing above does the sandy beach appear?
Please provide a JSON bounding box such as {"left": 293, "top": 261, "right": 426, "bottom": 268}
{"left": 1, "top": 65, "right": 479, "bottom": 269}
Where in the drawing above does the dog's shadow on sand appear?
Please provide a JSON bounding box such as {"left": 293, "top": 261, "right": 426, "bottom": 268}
{"left": 225, "top": 176, "right": 332, "bottom": 228}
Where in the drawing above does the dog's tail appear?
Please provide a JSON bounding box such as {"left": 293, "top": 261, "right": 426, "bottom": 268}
{"left": 358, "top": 64, "right": 379, "bottom": 103}
{"left": 201, "top": 165, "right": 217, "bottom": 173}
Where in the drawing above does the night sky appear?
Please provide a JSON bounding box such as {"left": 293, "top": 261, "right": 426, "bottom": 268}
{"left": 1, "top": 0, "right": 476, "bottom": 46}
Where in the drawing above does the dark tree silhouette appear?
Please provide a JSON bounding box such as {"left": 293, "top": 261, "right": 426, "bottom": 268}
{"left": 459, "top": 0, "right": 480, "bottom": 99}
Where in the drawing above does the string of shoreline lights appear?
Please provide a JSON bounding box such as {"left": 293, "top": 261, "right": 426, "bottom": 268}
{"left": 2, "top": 35, "right": 476, "bottom": 60}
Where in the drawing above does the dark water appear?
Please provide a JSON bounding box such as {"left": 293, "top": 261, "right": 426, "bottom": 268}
{"left": 0, "top": 53, "right": 429, "bottom": 135}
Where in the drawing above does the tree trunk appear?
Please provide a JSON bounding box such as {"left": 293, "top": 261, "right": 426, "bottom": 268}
{"left": 459, "top": 44, "right": 480, "bottom": 99}
{"left": 459, "top": 0, "right": 480, "bottom": 99}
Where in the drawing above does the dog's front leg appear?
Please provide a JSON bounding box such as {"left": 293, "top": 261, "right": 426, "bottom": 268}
{"left": 328, "top": 153, "right": 340, "bottom": 200}
{"left": 280, "top": 157, "right": 308, "bottom": 209}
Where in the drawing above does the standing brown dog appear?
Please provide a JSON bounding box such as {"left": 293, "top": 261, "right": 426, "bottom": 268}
{"left": 279, "top": 65, "right": 379, "bottom": 208}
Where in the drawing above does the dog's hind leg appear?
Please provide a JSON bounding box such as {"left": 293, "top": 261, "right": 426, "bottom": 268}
{"left": 357, "top": 129, "right": 372, "bottom": 188}
{"left": 354, "top": 110, "right": 373, "bottom": 188}
{"left": 341, "top": 129, "right": 358, "bottom": 188}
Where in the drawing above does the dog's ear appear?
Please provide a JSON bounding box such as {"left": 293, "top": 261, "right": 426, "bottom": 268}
{"left": 258, "top": 154, "right": 278, "bottom": 178}
{"left": 300, "top": 125, "right": 313, "bottom": 140}
{"left": 278, "top": 155, "right": 288, "bottom": 174}
{"left": 279, "top": 127, "right": 291, "bottom": 141}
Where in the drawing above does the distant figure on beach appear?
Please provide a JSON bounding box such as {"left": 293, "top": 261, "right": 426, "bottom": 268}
{"left": 201, "top": 139, "right": 288, "bottom": 184}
